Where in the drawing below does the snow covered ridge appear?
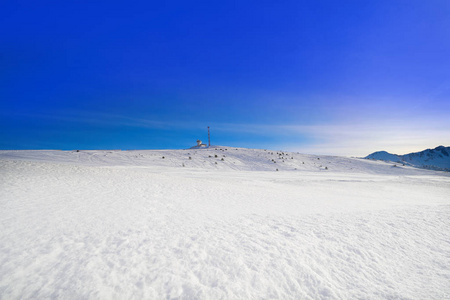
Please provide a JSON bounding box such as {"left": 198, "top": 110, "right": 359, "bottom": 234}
{"left": 0, "top": 146, "right": 446, "bottom": 174}
{"left": 365, "top": 145, "right": 450, "bottom": 172}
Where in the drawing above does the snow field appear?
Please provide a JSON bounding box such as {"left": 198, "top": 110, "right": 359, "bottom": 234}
{"left": 0, "top": 149, "right": 449, "bottom": 299}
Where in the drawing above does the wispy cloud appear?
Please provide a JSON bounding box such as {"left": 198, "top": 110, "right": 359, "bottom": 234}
{"left": 3, "top": 110, "right": 207, "bottom": 131}
{"left": 65, "top": 113, "right": 450, "bottom": 156}
{"left": 5, "top": 110, "right": 449, "bottom": 156}
{"left": 209, "top": 118, "right": 450, "bottom": 156}
{"left": 287, "top": 125, "right": 449, "bottom": 156}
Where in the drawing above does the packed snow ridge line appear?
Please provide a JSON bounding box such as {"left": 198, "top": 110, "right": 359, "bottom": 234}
{"left": 365, "top": 145, "right": 450, "bottom": 172}
{"left": 1, "top": 146, "right": 447, "bottom": 175}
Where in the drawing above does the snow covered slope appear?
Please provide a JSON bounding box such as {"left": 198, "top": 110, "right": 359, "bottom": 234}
{"left": 0, "top": 146, "right": 441, "bottom": 174}
{"left": 365, "top": 145, "right": 450, "bottom": 171}
{"left": 1, "top": 148, "right": 449, "bottom": 299}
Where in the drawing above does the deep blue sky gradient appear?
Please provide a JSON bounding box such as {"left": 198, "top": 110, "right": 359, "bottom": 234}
{"left": 1, "top": 0, "right": 449, "bottom": 155}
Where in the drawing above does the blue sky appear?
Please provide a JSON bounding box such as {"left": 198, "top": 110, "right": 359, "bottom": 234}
{"left": 1, "top": 0, "right": 449, "bottom": 156}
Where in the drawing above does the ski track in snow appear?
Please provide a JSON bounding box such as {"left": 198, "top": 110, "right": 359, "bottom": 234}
{"left": 0, "top": 149, "right": 449, "bottom": 299}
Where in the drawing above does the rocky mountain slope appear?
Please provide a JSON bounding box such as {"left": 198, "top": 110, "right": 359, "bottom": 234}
{"left": 365, "top": 145, "right": 450, "bottom": 171}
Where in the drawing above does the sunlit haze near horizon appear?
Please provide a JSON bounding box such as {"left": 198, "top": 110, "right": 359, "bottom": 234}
{"left": 1, "top": 0, "right": 449, "bottom": 156}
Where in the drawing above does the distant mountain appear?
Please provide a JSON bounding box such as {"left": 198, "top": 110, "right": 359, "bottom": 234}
{"left": 365, "top": 146, "right": 450, "bottom": 172}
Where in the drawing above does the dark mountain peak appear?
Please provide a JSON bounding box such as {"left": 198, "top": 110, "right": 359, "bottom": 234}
{"left": 365, "top": 146, "right": 450, "bottom": 172}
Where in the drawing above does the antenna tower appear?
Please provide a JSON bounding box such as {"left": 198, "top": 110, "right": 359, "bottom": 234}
{"left": 208, "top": 126, "right": 211, "bottom": 147}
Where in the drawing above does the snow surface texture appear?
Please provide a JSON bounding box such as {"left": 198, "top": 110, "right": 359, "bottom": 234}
{"left": 365, "top": 145, "right": 450, "bottom": 172}
{"left": 1, "top": 148, "right": 450, "bottom": 299}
